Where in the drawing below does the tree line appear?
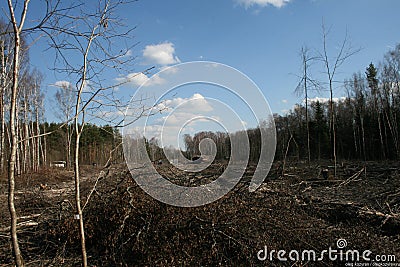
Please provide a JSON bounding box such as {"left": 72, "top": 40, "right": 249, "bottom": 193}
{"left": 178, "top": 44, "right": 400, "bottom": 164}
{"left": 0, "top": 23, "right": 122, "bottom": 175}
{"left": 277, "top": 44, "right": 400, "bottom": 162}
{"left": 0, "top": 20, "right": 46, "bottom": 175}
{"left": 45, "top": 122, "right": 122, "bottom": 167}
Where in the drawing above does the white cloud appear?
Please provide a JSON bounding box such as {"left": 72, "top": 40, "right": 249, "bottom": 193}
{"left": 115, "top": 72, "right": 165, "bottom": 88}
{"left": 127, "top": 94, "right": 252, "bottom": 147}
{"left": 235, "top": 0, "right": 291, "bottom": 8}
{"left": 156, "top": 93, "right": 213, "bottom": 114}
{"left": 52, "top": 80, "right": 92, "bottom": 92}
{"left": 142, "top": 42, "right": 180, "bottom": 65}
{"left": 81, "top": 80, "right": 92, "bottom": 92}
{"left": 306, "top": 97, "right": 347, "bottom": 104}
{"left": 52, "top": 80, "right": 72, "bottom": 88}
{"left": 282, "top": 99, "right": 288, "bottom": 104}
{"left": 144, "top": 94, "right": 216, "bottom": 146}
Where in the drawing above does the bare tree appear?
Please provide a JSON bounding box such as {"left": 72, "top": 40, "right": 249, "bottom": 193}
{"left": 32, "top": 69, "right": 45, "bottom": 171}
{"left": 0, "top": 40, "right": 9, "bottom": 173}
{"left": 0, "top": 40, "right": 5, "bottom": 174}
{"left": 347, "top": 72, "right": 367, "bottom": 160}
{"left": 0, "top": 20, "right": 14, "bottom": 174}
{"left": 3, "top": 1, "right": 75, "bottom": 264}
{"left": 295, "top": 46, "right": 320, "bottom": 164}
{"left": 318, "top": 20, "right": 360, "bottom": 176}
{"left": 6, "top": 0, "right": 29, "bottom": 265}
{"left": 54, "top": 82, "right": 74, "bottom": 169}
{"left": 42, "top": 1, "right": 138, "bottom": 265}
{"left": 381, "top": 45, "right": 400, "bottom": 158}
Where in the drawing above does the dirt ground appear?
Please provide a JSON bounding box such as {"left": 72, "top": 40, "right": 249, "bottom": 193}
{"left": 0, "top": 161, "right": 399, "bottom": 266}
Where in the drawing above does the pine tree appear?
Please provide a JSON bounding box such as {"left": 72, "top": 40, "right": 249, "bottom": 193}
{"left": 366, "top": 63, "right": 385, "bottom": 158}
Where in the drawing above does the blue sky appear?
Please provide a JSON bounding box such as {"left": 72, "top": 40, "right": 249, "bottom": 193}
{"left": 4, "top": 0, "right": 400, "bottom": 141}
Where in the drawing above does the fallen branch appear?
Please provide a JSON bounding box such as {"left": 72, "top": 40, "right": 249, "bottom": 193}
{"left": 338, "top": 167, "right": 365, "bottom": 187}
{"left": 0, "top": 220, "right": 38, "bottom": 232}
{"left": 358, "top": 208, "right": 400, "bottom": 235}
{"left": 18, "top": 214, "right": 41, "bottom": 220}
{"left": 358, "top": 208, "right": 399, "bottom": 220}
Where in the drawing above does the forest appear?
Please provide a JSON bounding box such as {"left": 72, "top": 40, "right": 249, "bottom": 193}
{"left": 164, "top": 44, "right": 400, "bottom": 164}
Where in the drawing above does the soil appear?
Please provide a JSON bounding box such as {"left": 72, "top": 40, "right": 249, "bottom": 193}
{"left": 0, "top": 161, "right": 399, "bottom": 266}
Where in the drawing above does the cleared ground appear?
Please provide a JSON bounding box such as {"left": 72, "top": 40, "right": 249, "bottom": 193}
{"left": 0, "top": 161, "right": 399, "bottom": 266}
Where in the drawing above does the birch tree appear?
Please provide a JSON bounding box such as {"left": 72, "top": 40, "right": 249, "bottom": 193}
{"left": 295, "top": 46, "right": 319, "bottom": 163}
{"left": 42, "top": 1, "right": 137, "bottom": 265}
{"left": 0, "top": 25, "right": 13, "bottom": 174}
{"left": 6, "top": 0, "right": 29, "bottom": 265}
{"left": 55, "top": 82, "right": 74, "bottom": 169}
{"left": 319, "top": 21, "right": 360, "bottom": 175}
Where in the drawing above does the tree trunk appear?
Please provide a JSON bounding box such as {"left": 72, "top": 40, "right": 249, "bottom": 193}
{"left": 29, "top": 122, "right": 35, "bottom": 172}
{"left": 0, "top": 87, "right": 4, "bottom": 174}
{"left": 74, "top": 128, "right": 87, "bottom": 267}
{"left": 74, "top": 40, "right": 90, "bottom": 265}
{"left": 67, "top": 125, "right": 72, "bottom": 170}
{"left": 0, "top": 40, "right": 5, "bottom": 174}
{"left": 304, "top": 54, "right": 311, "bottom": 164}
{"left": 30, "top": 121, "right": 37, "bottom": 172}
{"left": 41, "top": 124, "right": 47, "bottom": 167}
{"left": 329, "top": 80, "right": 337, "bottom": 177}
{"left": 23, "top": 99, "right": 29, "bottom": 173}
{"left": 371, "top": 91, "right": 385, "bottom": 159}
{"left": 384, "top": 109, "right": 399, "bottom": 158}
{"left": 377, "top": 111, "right": 385, "bottom": 159}
{"left": 7, "top": 0, "right": 30, "bottom": 265}
{"left": 16, "top": 118, "right": 21, "bottom": 175}
{"left": 282, "top": 134, "right": 293, "bottom": 176}
{"left": 360, "top": 116, "right": 366, "bottom": 161}
{"left": 74, "top": 100, "right": 87, "bottom": 266}
{"left": 36, "top": 123, "right": 40, "bottom": 171}
{"left": 7, "top": 19, "right": 24, "bottom": 267}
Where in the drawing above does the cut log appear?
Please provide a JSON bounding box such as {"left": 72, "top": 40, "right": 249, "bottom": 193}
{"left": 0, "top": 220, "right": 39, "bottom": 232}
{"left": 358, "top": 208, "right": 400, "bottom": 236}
